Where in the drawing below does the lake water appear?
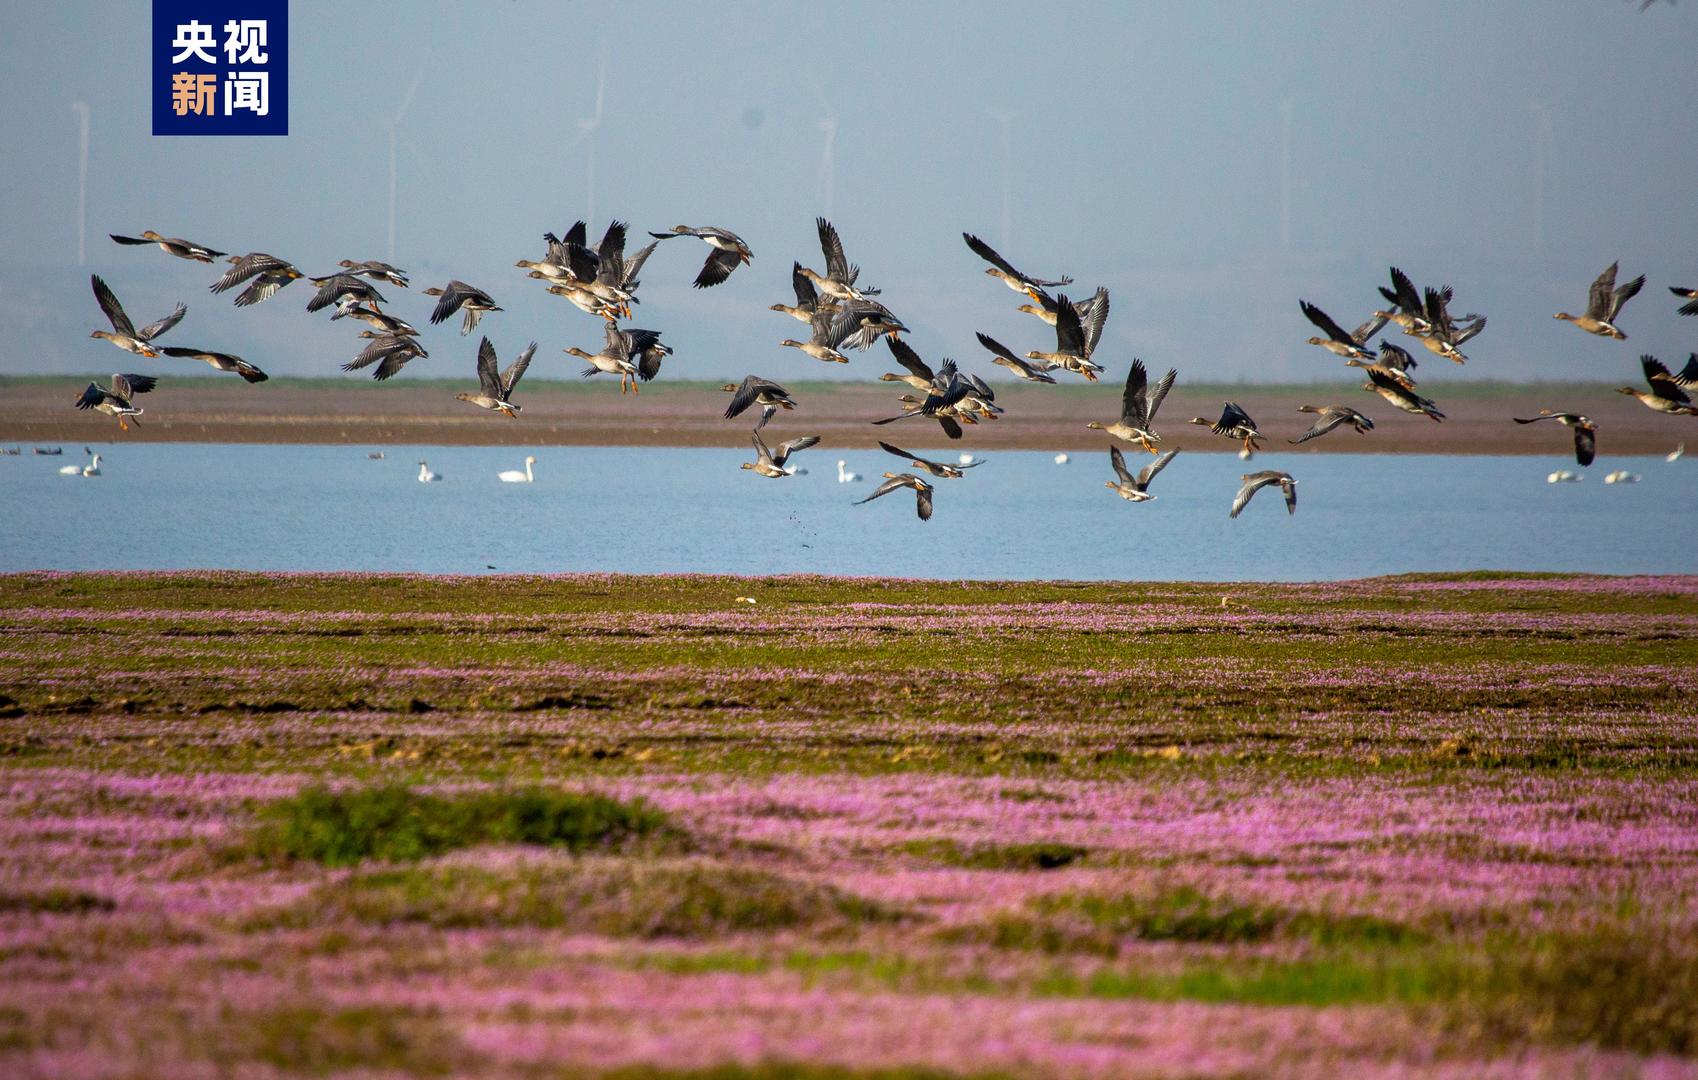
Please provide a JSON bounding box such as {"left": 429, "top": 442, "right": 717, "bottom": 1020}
{"left": 4, "top": 443, "right": 1696, "bottom": 580}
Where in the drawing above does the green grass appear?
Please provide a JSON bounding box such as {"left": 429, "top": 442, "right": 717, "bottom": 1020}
{"left": 894, "top": 839, "right": 1088, "bottom": 871}
{"left": 244, "top": 785, "right": 677, "bottom": 866}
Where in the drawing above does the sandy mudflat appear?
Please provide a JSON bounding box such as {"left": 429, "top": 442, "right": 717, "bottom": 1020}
{"left": 2, "top": 376, "right": 1690, "bottom": 455}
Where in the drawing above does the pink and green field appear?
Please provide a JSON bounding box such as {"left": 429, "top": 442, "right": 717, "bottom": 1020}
{"left": 2, "top": 572, "right": 1696, "bottom": 1078}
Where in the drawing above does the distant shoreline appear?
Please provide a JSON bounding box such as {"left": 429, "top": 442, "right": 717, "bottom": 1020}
{"left": 3, "top": 378, "right": 1689, "bottom": 455}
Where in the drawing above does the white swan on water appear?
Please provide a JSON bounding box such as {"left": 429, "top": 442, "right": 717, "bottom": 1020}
{"left": 498, "top": 456, "right": 536, "bottom": 483}
{"left": 60, "top": 452, "right": 100, "bottom": 477}
{"left": 836, "top": 460, "right": 860, "bottom": 483}
{"left": 418, "top": 459, "right": 441, "bottom": 482}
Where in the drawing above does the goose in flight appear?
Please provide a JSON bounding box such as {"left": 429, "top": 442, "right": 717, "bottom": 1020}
{"left": 976, "top": 332, "right": 1057, "bottom": 383}
{"left": 648, "top": 226, "right": 753, "bottom": 288}
{"left": 566, "top": 325, "right": 666, "bottom": 393}
{"left": 159, "top": 346, "right": 268, "bottom": 383}
{"left": 340, "top": 305, "right": 417, "bottom": 337}
{"left": 1289, "top": 405, "right": 1375, "bottom": 445}
{"left": 306, "top": 273, "right": 387, "bottom": 315}
{"left": 877, "top": 440, "right": 981, "bottom": 478}
{"left": 1026, "top": 291, "right": 1106, "bottom": 381}
{"left": 1300, "top": 301, "right": 1381, "bottom": 360}
{"left": 1363, "top": 366, "right": 1445, "bottom": 421}
{"left": 742, "top": 431, "right": 820, "bottom": 477}
{"left": 720, "top": 375, "right": 796, "bottom": 431}
{"left": 1375, "top": 267, "right": 1434, "bottom": 336}
{"left": 1617, "top": 355, "right": 1698, "bottom": 415}
{"left": 1017, "top": 286, "right": 1108, "bottom": 331}
{"left": 855, "top": 472, "right": 933, "bottom": 520}
{"left": 1555, "top": 262, "right": 1644, "bottom": 339}
{"left": 457, "top": 338, "right": 534, "bottom": 417}
{"left": 1230, "top": 471, "right": 1297, "bottom": 519}
{"left": 109, "top": 231, "right": 225, "bottom": 263}
{"left": 425, "top": 280, "right": 502, "bottom": 335}
{"left": 771, "top": 261, "right": 827, "bottom": 324}
{"left": 962, "top": 232, "right": 1072, "bottom": 302}
{"left": 1087, "top": 358, "right": 1177, "bottom": 453}
{"left": 1106, "top": 446, "right": 1178, "bottom": 503}
{"left": 211, "top": 253, "right": 304, "bottom": 306}
{"left": 1416, "top": 287, "right": 1484, "bottom": 363}
{"left": 1188, "top": 402, "right": 1264, "bottom": 458}
{"left": 343, "top": 333, "right": 428, "bottom": 380}
{"left": 334, "top": 259, "right": 410, "bottom": 288}
{"left": 780, "top": 307, "right": 857, "bottom": 364}
{"left": 497, "top": 456, "right": 536, "bottom": 483}
{"left": 73, "top": 373, "right": 157, "bottom": 431}
{"left": 88, "top": 275, "right": 185, "bottom": 358}
{"left": 798, "top": 217, "right": 879, "bottom": 301}
{"left": 1670, "top": 285, "right": 1698, "bottom": 317}
{"left": 1513, "top": 410, "right": 1597, "bottom": 466}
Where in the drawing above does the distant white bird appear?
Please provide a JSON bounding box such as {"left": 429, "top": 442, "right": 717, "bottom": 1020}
{"left": 498, "top": 455, "right": 536, "bottom": 483}
{"left": 1669, "top": 442, "right": 1685, "bottom": 463}
{"left": 958, "top": 453, "right": 976, "bottom": 466}
{"left": 1604, "top": 470, "right": 1640, "bottom": 484}
{"left": 836, "top": 459, "right": 860, "bottom": 483}
{"left": 59, "top": 451, "right": 100, "bottom": 477}
{"left": 418, "top": 459, "right": 441, "bottom": 482}
{"left": 1546, "top": 470, "right": 1582, "bottom": 483}
{"left": 1053, "top": 453, "right": 1070, "bottom": 465}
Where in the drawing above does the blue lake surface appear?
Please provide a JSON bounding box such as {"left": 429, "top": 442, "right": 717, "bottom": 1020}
{"left": 4, "top": 444, "right": 1696, "bottom": 580}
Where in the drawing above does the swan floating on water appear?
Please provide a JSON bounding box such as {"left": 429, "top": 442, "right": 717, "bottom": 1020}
{"left": 1669, "top": 443, "right": 1685, "bottom": 463}
{"left": 60, "top": 452, "right": 100, "bottom": 477}
{"left": 836, "top": 460, "right": 860, "bottom": 483}
{"left": 418, "top": 459, "right": 441, "bottom": 482}
{"left": 1604, "top": 470, "right": 1640, "bottom": 484}
{"left": 498, "top": 456, "right": 536, "bottom": 483}
{"left": 1053, "top": 453, "right": 1070, "bottom": 465}
{"left": 1546, "top": 470, "right": 1582, "bottom": 483}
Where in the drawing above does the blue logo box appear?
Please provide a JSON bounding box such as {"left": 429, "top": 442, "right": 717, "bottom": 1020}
{"left": 152, "top": 0, "right": 288, "bottom": 135}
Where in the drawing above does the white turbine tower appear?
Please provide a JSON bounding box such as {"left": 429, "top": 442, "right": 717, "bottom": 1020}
{"left": 1529, "top": 100, "right": 1552, "bottom": 251}
{"left": 1278, "top": 99, "right": 1293, "bottom": 250}
{"left": 71, "top": 102, "right": 90, "bottom": 266}
{"left": 989, "top": 111, "right": 1015, "bottom": 252}
{"left": 387, "top": 63, "right": 426, "bottom": 264}
{"left": 578, "top": 54, "right": 606, "bottom": 225}
{"left": 816, "top": 117, "right": 837, "bottom": 217}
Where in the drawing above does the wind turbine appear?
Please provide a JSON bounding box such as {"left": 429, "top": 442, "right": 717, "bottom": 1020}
{"left": 71, "top": 102, "right": 89, "bottom": 266}
{"left": 989, "top": 111, "right": 1016, "bottom": 252}
{"left": 817, "top": 117, "right": 837, "bottom": 217}
{"left": 387, "top": 68, "right": 425, "bottom": 264}
{"left": 578, "top": 52, "right": 606, "bottom": 224}
{"left": 1278, "top": 99, "right": 1293, "bottom": 250}
{"left": 1529, "top": 101, "right": 1552, "bottom": 251}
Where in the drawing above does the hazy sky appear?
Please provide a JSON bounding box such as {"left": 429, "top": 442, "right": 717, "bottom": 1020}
{"left": 4, "top": 1, "right": 1696, "bottom": 385}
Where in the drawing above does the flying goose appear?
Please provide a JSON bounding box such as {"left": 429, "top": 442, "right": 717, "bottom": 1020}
{"left": 1230, "top": 471, "right": 1297, "bottom": 519}
{"left": 855, "top": 472, "right": 933, "bottom": 520}
{"left": 335, "top": 259, "right": 409, "bottom": 288}
{"left": 962, "top": 232, "right": 1072, "bottom": 301}
{"left": 456, "top": 337, "right": 534, "bottom": 416}
{"left": 1016, "top": 286, "right": 1109, "bottom": 331}
{"left": 720, "top": 376, "right": 796, "bottom": 431}
{"left": 742, "top": 431, "right": 820, "bottom": 477}
{"left": 1106, "top": 446, "right": 1178, "bottom": 503}
{"left": 833, "top": 298, "right": 909, "bottom": 351}
{"left": 1375, "top": 267, "right": 1433, "bottom": 335}
{"left": 1416, "top": 287, "right": 1484, "bottom": 362}
{"left": 876, "top": 440, "right": 981, "bottom": 478}
{"left": 1300, "top": 301, "right": 1380, "bottom": 360}
{"left": 1513, "top": 410, "right": 1597, "bottom": 466}
{"left": 566, "top": 324, "right": 666, "bottom": 393}
{"left": 1617, "top": 355, "right": 1698, "bottom": 415}
{"left": 1671, "top": 285, "right": 1698, "bottom": 317}
{"left": 342, "top": 334, "right": 428, "bottom": 380}
{"left": 74, "top": 373, "right": 157, "bottom": 431}
{"left": 1363, "top": 366, "right": 1445, "bottom": 421}
{"left": 306, "top": 273, "right": 387, "bottom": 314}
{"left": 159, "top": 346, "right": 268, "bottom": 383}
{"left": 109, "top": 231, "right": 225, "bottom": 263}
{"left": 1289, "top": 405, "right": 1375, "bottom": 445}
{"left": 771, "top": 261, "right": 826, "bottom": 323}
{"left": 1026, "top": 291, "right": 1106, "bottom": 380}
{"left": 424, "top": 280, "right": 502, "bottom": 335}
{"left": 340, "top": 305, "right": 417, "bottom": 337}
{"left": 1187, "top": 402, "right": 1264, "bottom": 458}
{"left": 1087, "top": 358, "right": 1177, "bottom": 453}
{"left": 798, "top": 217, "right": 878, "bottom": 301}
{"left": 585, "top": 222, "right": 658, "bottom": 318}
{"left": 88, "top": 275, "right": 185, "bottom": 357}
{"left": 633, "top": 337, "right": 674, "bottom": 384}
{"left": 211, "top": 253, "right": 304, "bottom": 306}
{"left": 779, "top": 307, "right": 857, "bottom": 364}
{"left": 975, "top": 332, "right": 1058, "bottom": 383}
{"left": 648, "top": 226, "right": 753, "bottom": 288}
{"left": 1555, "top": 262, "right": 1644, "bottom": 339}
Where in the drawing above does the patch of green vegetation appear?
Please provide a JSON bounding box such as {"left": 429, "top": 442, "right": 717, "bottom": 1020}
{"left": 1036, "top": 886, "right": 1423, "bottom": 946}
{"left": 245, "top": 785, "right": 676, "bottom": 866}
{"left": 245, "top": 1004, "right": 467, "bottom": 1076}
{"left": 0, "top": 887, "right": 116, "bottom": 914}
{"left": 896, "top": 839, "right": 1087, "bottom": 871}
{"left": 268, "top": 858, "right": 898, "bottom": 938}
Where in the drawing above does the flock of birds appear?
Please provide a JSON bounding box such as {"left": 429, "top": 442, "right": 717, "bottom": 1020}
{"left": 65, "top": 223, "right": 1698, "bottom": 521}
